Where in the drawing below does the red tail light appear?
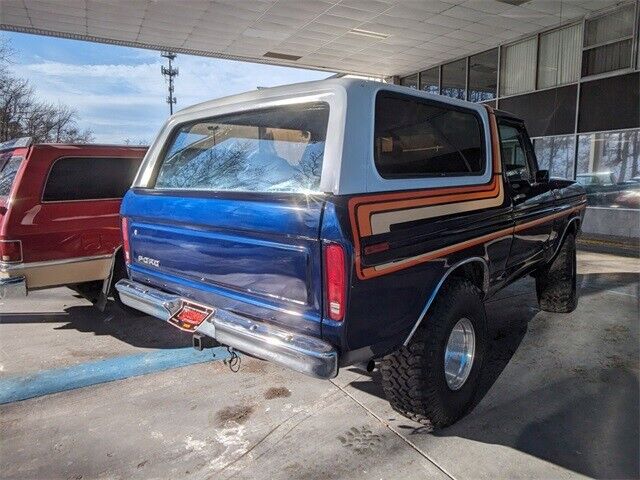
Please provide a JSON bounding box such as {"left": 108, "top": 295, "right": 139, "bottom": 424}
{"left": 121, "top": 217, "right": 131, "bottom": 264}
{"left": 324, "top": 243, "right": 346, "bottom": 322}
{"left": 0, "top": 240, "right": 22, "bottom": 263}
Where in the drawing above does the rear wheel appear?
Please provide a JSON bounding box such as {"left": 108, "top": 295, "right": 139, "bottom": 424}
{"left": 381, "top": 278, "right": 487, "bottom": 429}
{"left": 536, "top": 232, "right": 577, "bottom": 313}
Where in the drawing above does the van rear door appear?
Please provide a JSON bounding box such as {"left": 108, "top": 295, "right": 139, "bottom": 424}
{"left": 122, "top": 101, "right": 330, "bottom": 336}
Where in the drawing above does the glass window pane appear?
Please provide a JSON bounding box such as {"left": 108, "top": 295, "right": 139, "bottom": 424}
{"left": 400, "top": 74, "right": 418, "bottom": 89}
{"left": 155, "top": 102, "right": 329, "bottom": 193}
{"left": 581, "top": 39, "right": 632, "bottom": 76}
{"left": 538, "top": 24, "right": 582, "bottom": 89}
{"left": 419, "top": 67, "right": 439, "bottom": 94}
{"left": 498, "top": 124, "right": 532, "bottom": 183}
{"left": 441, "top": 59, "right": 466, "bottom": 100}
{"left": 577, "top": 129, "right": 640, "bottom": 209}
{"left": 0, "top": 155, "right": 23, "bottom": 197}
{"left": 533, "top": 135, "right": 576, "bottom": 179}
{"left": 374, "top": 92, "right": 485, "bottom": 178}
{"left": 584, "top": 4, "right": 634, "bottom": 47}
{"left": 468, "top": 49, "right": 497, "bottom": 102}
{"left": 43, "top": 157, "right": 142, "bottom": 201}
{"left": 500, "top": 37, "right": 537, "bottom": 96}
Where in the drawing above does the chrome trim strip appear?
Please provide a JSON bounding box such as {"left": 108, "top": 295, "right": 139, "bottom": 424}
{"left": 115, "top": 279, "right": 339, "bottom": 379}
{"left": 403, "top": 257, "right": 489, "bottom": 346}
{"left": 0, "top": 275, "right": 27, "bottom": 298}
{"left": 0, "top": 253, "right": 113, "bottom": 272}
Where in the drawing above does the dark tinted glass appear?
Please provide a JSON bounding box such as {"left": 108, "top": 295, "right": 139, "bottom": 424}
{"left": 578, "top": 73, "right": 639, "bottom": 132}
{"left": 441, "top": 59, "right": 466, "bottom": 100}
{"left": 374, "top": 92, "right": 485, "bottom": 178}
{"left": 468, "top": 49, "right": 497, "bottom": 102}
{"left": 499, "top": 84, "right": 578, "bottom": 137}
{"left": 43, "top": 157, "right": 141, "bottom": 201}
{"left": 0, "top": 154, "right": 23, "bottom": 197}
{"left": 419, "top": 67, "right": 439, "bottom": 94}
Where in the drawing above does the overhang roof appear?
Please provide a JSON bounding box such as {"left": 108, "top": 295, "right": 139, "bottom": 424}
{"left": 0, "top": 0, "right": 623, "bottom": 77}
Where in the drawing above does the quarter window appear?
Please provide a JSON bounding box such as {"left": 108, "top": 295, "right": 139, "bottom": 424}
{"left": 0, "top": 154, "right": 23, "bottom": 197}
{"left": 374, "top": 92, "right": 485, "bottom": 178}
{"left": 43, "top": 157, "right": 142, "bottom": 201}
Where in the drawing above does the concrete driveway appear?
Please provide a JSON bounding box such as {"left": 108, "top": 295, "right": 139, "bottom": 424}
{"left": 0, "top": 251, "right": 638, "bottom": 480}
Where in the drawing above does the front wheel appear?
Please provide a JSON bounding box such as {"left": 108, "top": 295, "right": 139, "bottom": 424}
{"left": 380, "top": 278, "right": 487, "bottom": 429}
{"left": 535, "top": 232, "right": 577, "bottom": 313}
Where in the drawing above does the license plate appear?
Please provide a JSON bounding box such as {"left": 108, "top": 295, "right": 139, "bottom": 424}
{"left": 168, "top": 302, "right": 213, "bottom": 332}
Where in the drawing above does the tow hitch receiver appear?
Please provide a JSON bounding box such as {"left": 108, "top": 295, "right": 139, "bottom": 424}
{"left": 192, "top": 332, "right": 219, "bottom": 351}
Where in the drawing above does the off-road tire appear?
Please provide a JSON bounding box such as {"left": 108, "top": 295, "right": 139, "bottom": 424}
{"left": 380, "top": 279, "right": 487, "bottom": 429}
{"left": 536, "top": 232, "right": 577, "bottom": 313}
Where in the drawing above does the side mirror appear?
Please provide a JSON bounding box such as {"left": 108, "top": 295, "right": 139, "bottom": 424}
{"left": 536, "top": 170, "right": 549, "bottom": 183}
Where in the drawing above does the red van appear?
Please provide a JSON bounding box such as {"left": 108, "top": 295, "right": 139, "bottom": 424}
{"left": 0, "top": 138, "right": 146, "bottom": 307}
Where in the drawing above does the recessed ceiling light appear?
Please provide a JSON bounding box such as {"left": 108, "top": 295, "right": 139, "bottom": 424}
{"left": 263, "top": 51, "right": 302, "bottom": 61}
{"left": 348, "top": 28, "right": 389, "bottom": 40}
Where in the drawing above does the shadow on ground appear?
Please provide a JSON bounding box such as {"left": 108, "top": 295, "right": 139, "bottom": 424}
{"left": 348, "top": 275, "right": 640, "bottom": 479}
{"left": 0, "top": 302, "right": 191, "bottom": 349}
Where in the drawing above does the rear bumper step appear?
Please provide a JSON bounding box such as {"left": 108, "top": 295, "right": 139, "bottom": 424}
{"left": 115, "top": 279, "right": 338, "bottom": 379}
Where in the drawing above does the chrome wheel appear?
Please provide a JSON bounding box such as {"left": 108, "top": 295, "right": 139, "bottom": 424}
{"left": 444, "top": 317, "right": 476, "bottom": 391}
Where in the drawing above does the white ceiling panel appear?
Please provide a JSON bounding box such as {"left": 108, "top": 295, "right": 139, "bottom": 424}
{"left": 0, "top": 0, "right": 625, "bottom": 77}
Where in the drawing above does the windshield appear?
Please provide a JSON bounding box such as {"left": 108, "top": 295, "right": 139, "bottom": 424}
{"left": 154, "top": 102, "right": 329, "bottom": 193}
{"left": 0, "top": 153, "right": 23, "bottom": 198}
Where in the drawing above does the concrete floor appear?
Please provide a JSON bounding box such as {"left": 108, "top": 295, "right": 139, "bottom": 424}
{"left": 0, "top": 251, "right": 638, "bottom": 480}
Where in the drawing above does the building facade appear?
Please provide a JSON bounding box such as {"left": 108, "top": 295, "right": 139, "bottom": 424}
{"left": 397, "top": 1, "right": 639, "bottom": 245}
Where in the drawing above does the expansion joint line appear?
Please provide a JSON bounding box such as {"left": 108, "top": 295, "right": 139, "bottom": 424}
{"left": 329, "top": 378, "right": 457, "bottom": 480}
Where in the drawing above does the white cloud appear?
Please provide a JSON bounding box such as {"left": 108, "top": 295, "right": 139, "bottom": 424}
{"left": 11, "top": 55, "right": 331, "bottom": 144}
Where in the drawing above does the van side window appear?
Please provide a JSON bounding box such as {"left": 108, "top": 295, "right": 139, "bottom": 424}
{"left": 498, "top": 123, "right": 532, "bottom": 184}
{"left": 374, "top": 92, "right": 485, "bottom": 178}
{"left": 43, "top": 157, "right": 142, "bottom": 202}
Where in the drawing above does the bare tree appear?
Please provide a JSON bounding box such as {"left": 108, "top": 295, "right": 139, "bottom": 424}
{"left": 0, "top": 40, "right": 94, "bottom": 143}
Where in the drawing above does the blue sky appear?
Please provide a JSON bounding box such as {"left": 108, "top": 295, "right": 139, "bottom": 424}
{"left": 2, "top": 31, "right": 333, "bottom": 144}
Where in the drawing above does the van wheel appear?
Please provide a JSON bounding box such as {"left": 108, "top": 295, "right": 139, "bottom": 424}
{"left": 380, "top": 279, "right": 486, "bottom": 430}
{"left": 536, "top": 232, "right": 577, "bottom": 313}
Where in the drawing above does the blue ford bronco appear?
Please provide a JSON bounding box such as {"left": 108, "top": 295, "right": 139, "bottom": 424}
{"left": 116, "top": 79, "right": 586, "bottom": 428}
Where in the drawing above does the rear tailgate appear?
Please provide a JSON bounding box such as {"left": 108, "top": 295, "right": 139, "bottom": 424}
{"left": 121, "top": 100, "right": 332, "bottom": 337}
{"left": 123, "top": 192, "right": 325, "bottom": 336}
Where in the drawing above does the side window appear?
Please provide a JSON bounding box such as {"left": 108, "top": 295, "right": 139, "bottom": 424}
{"left": 498, "top": 123, "right": 533, "bottom": 184}
{"left": 0, "top": 155, "right": 23, "bottom": 197}
{"left": 374, "top": 92, "right": 485, "bottom": 178}
{"left": 43, "top": 157, "right": 142, "bottom": 202}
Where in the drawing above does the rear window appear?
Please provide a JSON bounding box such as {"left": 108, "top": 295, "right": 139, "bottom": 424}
{"left": 154, "top": 102, "right": 329, "bottom": 193}
{"left": 43, "top": 157, "right": 142, "bottom": 202}
{"left": 0, "top": 154, "right": 23, "bottom": 197}
{"left": 374, "top": 92, "right": 485, "bottom": 178}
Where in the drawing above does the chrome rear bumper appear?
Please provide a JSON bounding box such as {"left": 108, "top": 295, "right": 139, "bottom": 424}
{"left": 115, "top": 279, "right": 338, "bottom": 379}
{"left": 0, "top": 275, "right": 27, "bottom": 298}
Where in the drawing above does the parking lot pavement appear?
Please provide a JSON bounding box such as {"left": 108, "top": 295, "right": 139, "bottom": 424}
{"left": 0, "top": 250, "right": 638, "bottom": 480}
